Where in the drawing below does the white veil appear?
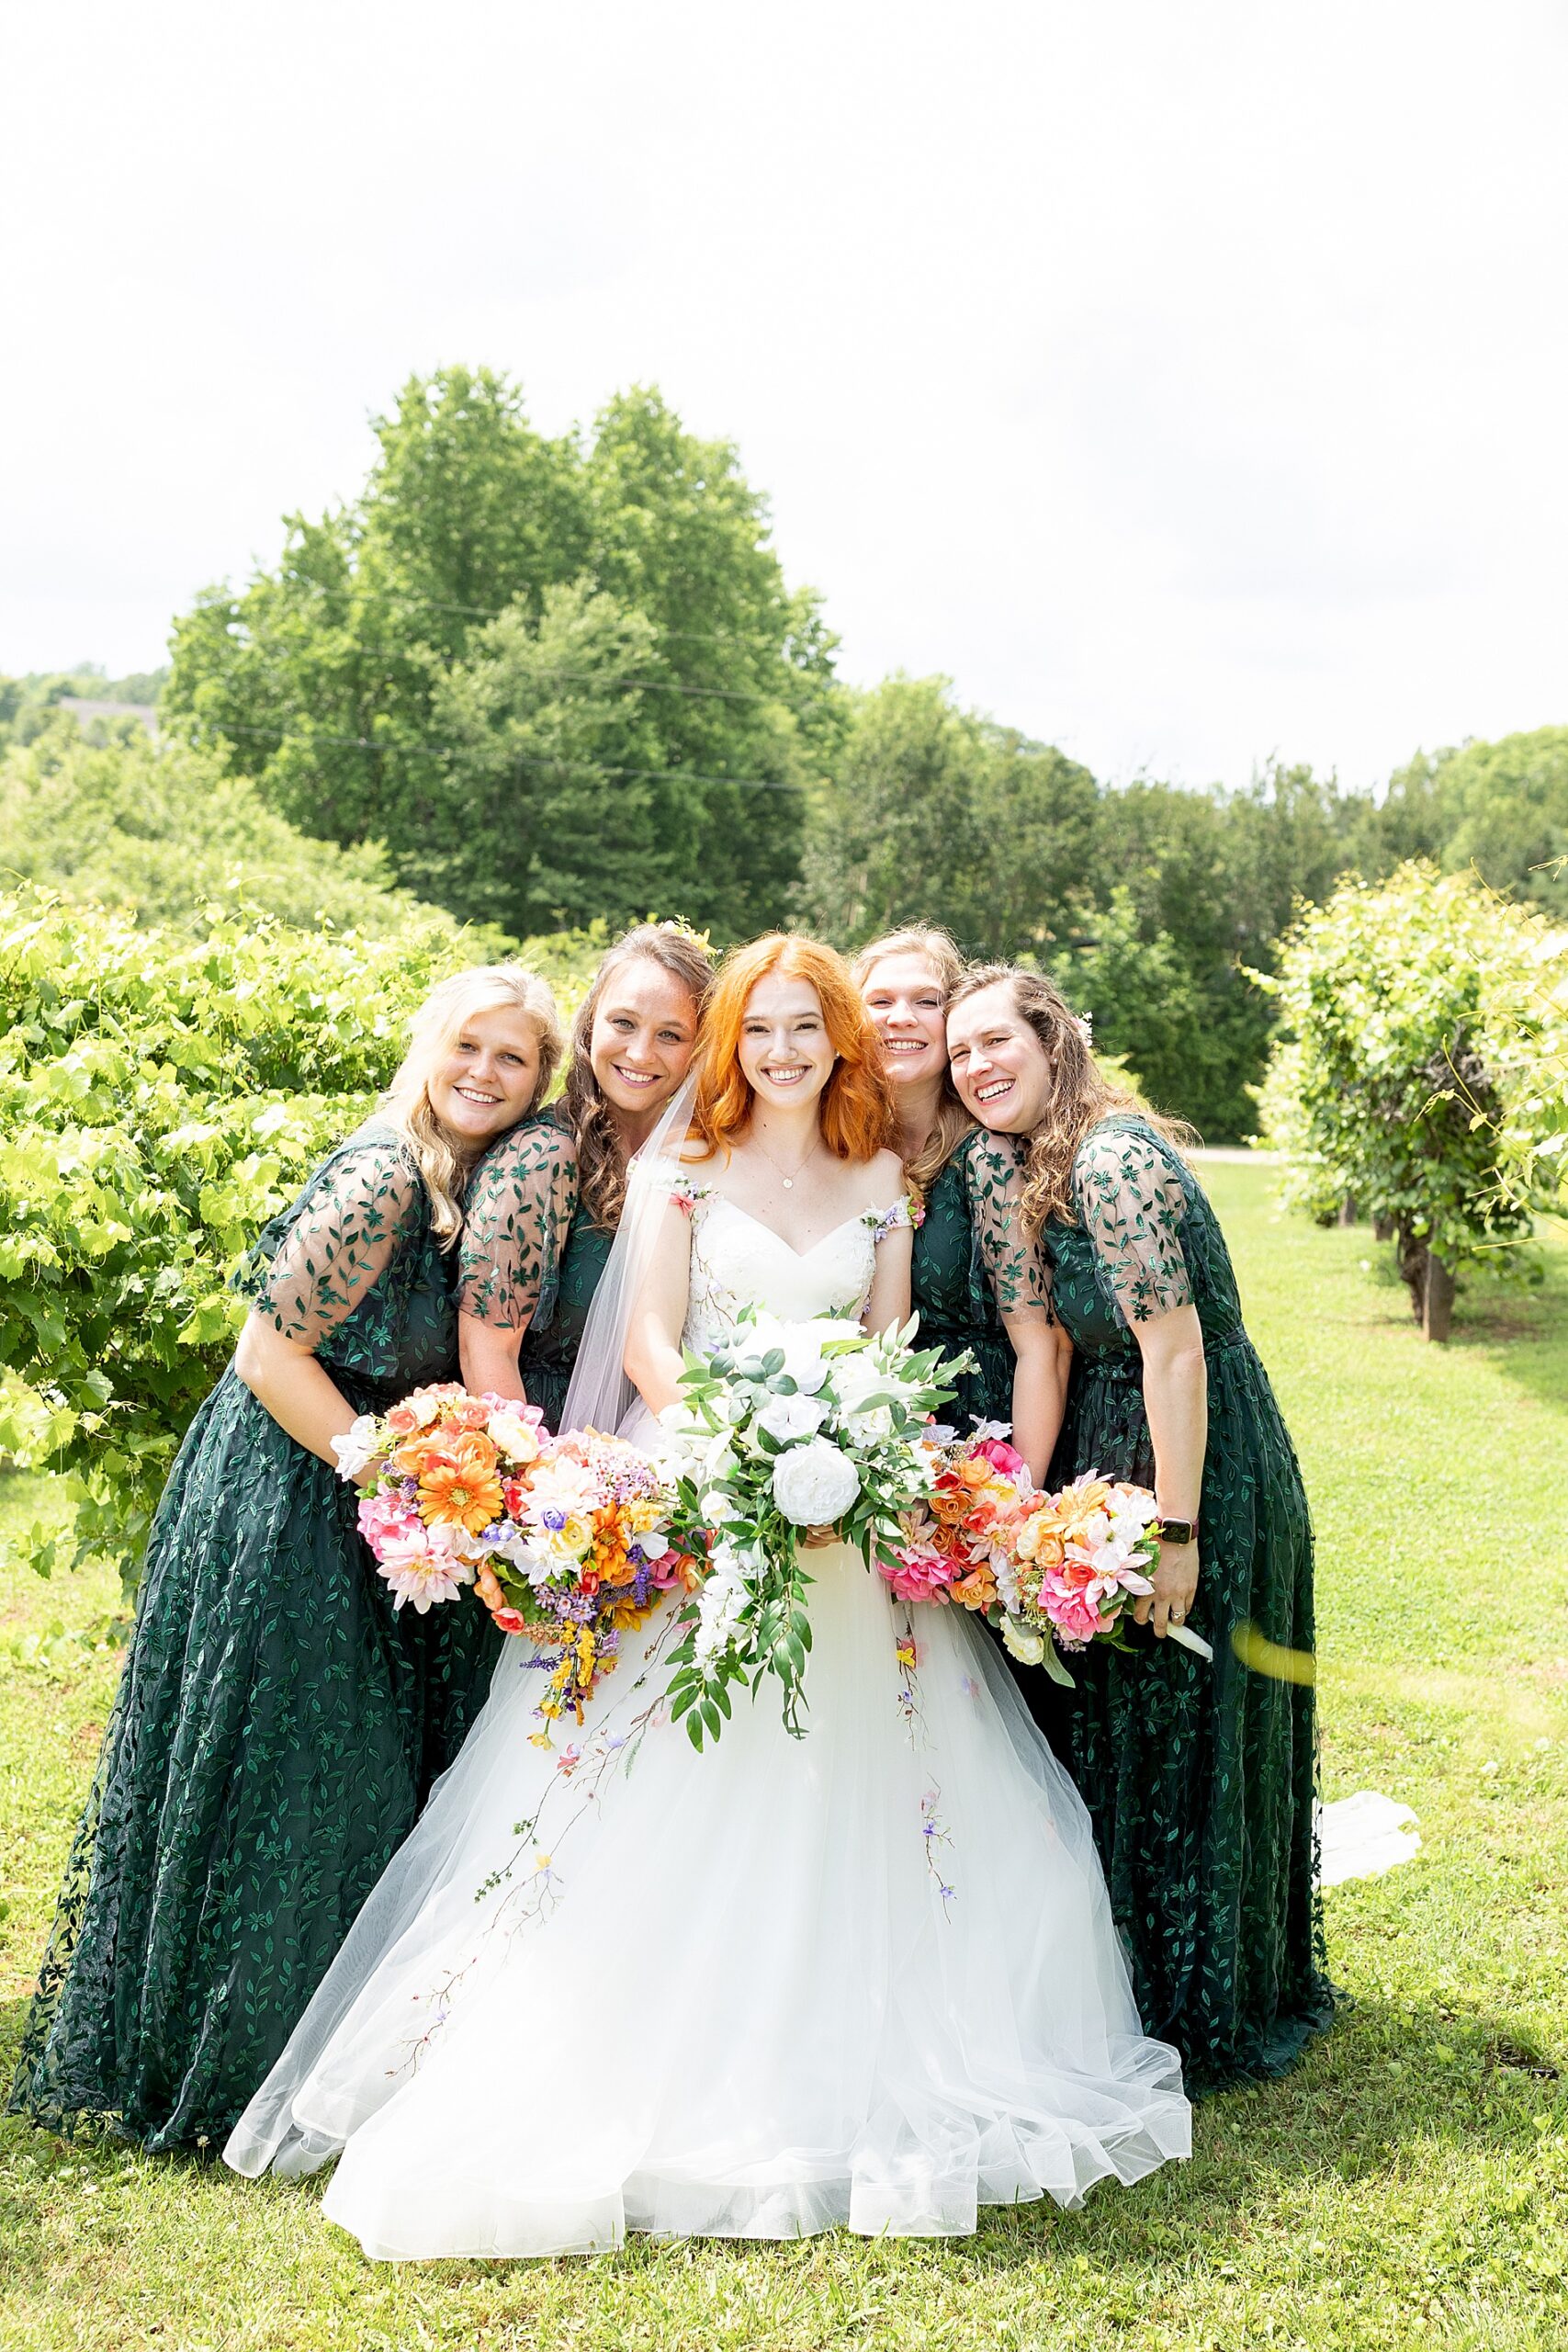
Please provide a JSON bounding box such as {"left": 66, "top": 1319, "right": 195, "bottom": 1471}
{"left": 558, "top": 1068, "right": 704, "bottom": 1438}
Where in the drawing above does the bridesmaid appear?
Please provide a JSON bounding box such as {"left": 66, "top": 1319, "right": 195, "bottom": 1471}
{"left": 946, "top": 964, "right": 1335, "bottom": 2090}
{"left": 10, "top": 964, "right": 564, "bottom": 2152}
{"left": 457, "top": 922, "right": 713, "bottom": 1427}
{"left": 853, "top": 928, "right": 1069, "bottom": 1485}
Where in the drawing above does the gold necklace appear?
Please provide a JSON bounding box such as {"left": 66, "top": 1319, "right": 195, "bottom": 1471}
{"left": 752, "top": 1131, "right": 818, "bottom": 1192}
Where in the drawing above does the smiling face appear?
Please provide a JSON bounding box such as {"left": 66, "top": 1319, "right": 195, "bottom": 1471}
{"left": 858, "top": 951, "right": 949, "bottom": 1094}
{"left": 588, "top": 956, "right": 700, "bottom": 1122}
{"left": 945, "top": 980, "right": 1054, "bottom": 1135}
{"left": 738, "top": 969, "right": 837, "bottom": 1113}
{"left": 427, "top": 1002, "right": 544, "bottom": 1148}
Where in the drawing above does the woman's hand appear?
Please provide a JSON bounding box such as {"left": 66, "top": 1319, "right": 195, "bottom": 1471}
{"left": 1135, "top": 1538, "right": 1201, "bottom": 1638}
{"left": 802, "top": 1524, "right": 839, "bottom": 1550}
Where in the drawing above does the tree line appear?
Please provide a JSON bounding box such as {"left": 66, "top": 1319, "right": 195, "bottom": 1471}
{"left": 13, "top": 365, "right": 1566, "bottom": 1141}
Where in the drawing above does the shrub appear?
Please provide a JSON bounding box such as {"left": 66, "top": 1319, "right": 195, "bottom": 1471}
{"left": 0, "top": 888, "right": 601, "bottom": 1588}
{"left": 1255, "top": 865, "right": 1567, "bottom": 1338}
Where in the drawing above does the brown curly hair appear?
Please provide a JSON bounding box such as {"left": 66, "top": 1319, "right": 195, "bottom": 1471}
{"left": 946, "top": 964, "right": 1195, "bottom": 1234}
{"left": 851, "top": 925, "right": 976, "bottom": 1195}
{"left": 559, "top": 923, "right": 715, "bottom": 1231}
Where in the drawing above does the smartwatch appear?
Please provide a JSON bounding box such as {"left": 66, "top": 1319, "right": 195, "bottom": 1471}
{"left": 1154, "top": 1518, "right": 1195, "bottom": 1547}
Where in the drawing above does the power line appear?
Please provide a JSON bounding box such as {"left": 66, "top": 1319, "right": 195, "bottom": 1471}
{"left": 232, "top": 570, "right": 824, "bottom": 650}
{"left": 231, "top": 644, "right": 818, "bottom": 711}
{"left": 200, "top": 721, "right": 808, "bottom": 794}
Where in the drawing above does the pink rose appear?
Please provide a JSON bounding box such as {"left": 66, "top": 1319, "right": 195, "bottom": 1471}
{"left": 1043, "top": 1587, "right": 1102, "bottom": 1645}
{"left": 973, "top": 1437, "right": 1027, "bottom": 1481}
{"left": 878, "top": 1546, "right": 954, "bottom": 1606}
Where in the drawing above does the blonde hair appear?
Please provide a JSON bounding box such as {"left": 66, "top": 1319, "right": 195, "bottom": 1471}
{"left": 852, "top": 925, "right": 976, "bottom": 1194}
{"left": 382, "top": 963, "right": 564, "bottom": 1241}
{"left": 946, "top": 964, "right": 1195, "bottom": 1234}
{"left": 560, "top": 922, "right": 716, "bottom": 1231}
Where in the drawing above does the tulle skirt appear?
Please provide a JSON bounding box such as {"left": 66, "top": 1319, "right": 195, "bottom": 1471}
{"left": 225, "top": 1544, "right": 1190, "bottom": 2259}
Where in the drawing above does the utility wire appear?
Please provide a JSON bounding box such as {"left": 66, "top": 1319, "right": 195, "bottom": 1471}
{"left": 202, "top": 721, "right": 809, "bottom": 794}
{"left": 225, "top": 571, "right": 827, "bottom": 649}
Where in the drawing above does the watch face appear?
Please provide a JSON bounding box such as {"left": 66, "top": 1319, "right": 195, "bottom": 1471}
{"left": 1158, "top": 1520, "right": 1194, "bottom": 1546}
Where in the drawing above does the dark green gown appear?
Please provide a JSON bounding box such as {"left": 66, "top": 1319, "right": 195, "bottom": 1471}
{"left": 1039, "top": 1114, "right": 1334, "bottom": 2090}
{"left": 9, "top": 1125, "right": 502, "bottom": 2152}
{"left": 458, "top": 1118, "right": 604, "bottom": 1435}
{"left": 910, "top": 1128, "right": 1043, "bottom": 1429}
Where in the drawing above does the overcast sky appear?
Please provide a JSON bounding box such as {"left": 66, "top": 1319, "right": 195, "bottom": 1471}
{"left": 4, "top": 0, "right": 1565, "bottom": 791}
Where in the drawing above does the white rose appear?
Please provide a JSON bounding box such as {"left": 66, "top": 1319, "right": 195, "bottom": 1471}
{"left": 485, "top": 1408, "right": 540, "bottom": 1463}
{"left": 330, "top": 1416, "right": 382, "bottom": 1483}
{"left": 1000, "top": 1614, "right": 1046, "bottom": 1667}
{"left": 757, "top": 1391, "right": 829, "bottom": 1445}
{"left": 771, "top": 1438, "right": 862, "bottom": 1528}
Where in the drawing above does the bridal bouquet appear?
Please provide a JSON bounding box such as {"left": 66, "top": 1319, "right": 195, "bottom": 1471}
{"left": 875, "top": 1425, "right": 1034, "bottom": 1615}
{"left": 654, "top": 1311, "right": 969, "bottom": 1744}
{"left": 333, "top": 1386, "right": 697, "bottom": 1737}
{"left": 992, "top": 1471, "right": 1213, "bottom": 1684}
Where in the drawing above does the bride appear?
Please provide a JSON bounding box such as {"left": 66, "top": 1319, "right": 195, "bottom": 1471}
{"left": 226, "top": 934, "right": 1190, "bottom": 2258}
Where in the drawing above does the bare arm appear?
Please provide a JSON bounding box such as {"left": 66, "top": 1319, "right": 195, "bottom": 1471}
{"left": 623, "top": 1196, "right": 694, "bottom": 1418}
{"left": 233, "top": 1315, "right": 364, "bottom": 1469}
{"left": 1004, "top": 1310, "right": 1072, "bottom": 1488}
{"left": 458, "top": 1311, "right": 528, "bottom": 1404}
{"left": 863, "top": 1219, "right": 912, "bottom": 1336}
{"left": 1129, "top": 1299, "right": 1207, "bottom": 1636}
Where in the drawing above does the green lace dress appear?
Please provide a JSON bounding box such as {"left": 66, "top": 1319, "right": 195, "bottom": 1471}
{"left": 910, "top": 1129, "right": 1048, "bottom": 1428}
{"left": 1038, "top": 1114, "right": 1334, "bottom": 2091}
{"left": 457, "top": 1117, "right": 600, "bottom": 1434}
{"left": 9, "top": 1125, "right": 502, "bottom": 2153}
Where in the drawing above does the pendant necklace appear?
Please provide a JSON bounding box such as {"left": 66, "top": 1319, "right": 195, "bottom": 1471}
{"left": 755, "top": 1134, "right": 817, "bottom": 1191}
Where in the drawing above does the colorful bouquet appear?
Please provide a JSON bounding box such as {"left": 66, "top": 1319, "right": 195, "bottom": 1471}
{"left": 653, "top": 1311, "right": 970, "bottom": 1743}
{"left": 878, "top": 1442, "right": 1213, "bottom": 1684}
{"left": 333, "top": 1385, "right": 697, "bottom": 1739}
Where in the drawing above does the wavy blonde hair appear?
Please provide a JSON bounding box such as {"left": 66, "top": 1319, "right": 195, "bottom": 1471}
{"left": 852, "top": 925, "right": 976, "bottom": 1194}
{"left": 382, "top": 963, "right": 564, "bottom": 1242}
{"left": 559, "top": 922, "right": 716, "bottom": 1232}
{"left": 946, "top": 964, "right": 1195, "bottom": 1234}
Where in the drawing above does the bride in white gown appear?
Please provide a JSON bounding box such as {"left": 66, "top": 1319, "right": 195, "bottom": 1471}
{"left": 226, "top": 935, "right": 1190, "bottom": 2258}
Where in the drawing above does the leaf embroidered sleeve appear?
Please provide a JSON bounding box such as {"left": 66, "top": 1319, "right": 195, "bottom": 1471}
{"left": 963, "top": 1132, "right": 1053, "bottom": 1322}
{"left": 1073, "top": 1126, "right": 1194, "bottom": 1326}
{"left": 457, "top": 1122, "right": 579, "bottom": 1331}
{"left": 243, "top": 1138, "right": 422, "bottom": 1349}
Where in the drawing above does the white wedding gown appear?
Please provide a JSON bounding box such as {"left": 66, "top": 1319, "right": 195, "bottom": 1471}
{"left": 226, "top": 1192, "right": 1190, "bottom": 2258}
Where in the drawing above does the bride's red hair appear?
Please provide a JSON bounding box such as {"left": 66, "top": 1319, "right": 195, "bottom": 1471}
{"left": 693, "top": 934, "right": 897, "bottom": 1165}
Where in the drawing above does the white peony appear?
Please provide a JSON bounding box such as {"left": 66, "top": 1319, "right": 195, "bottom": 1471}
{"left": 485, "top": 1408, "right": 540, "bottom": 1463}
{"left": 1000, "top": 1613, "right": 1046, "bottom": 1666}
{"left": 331, "top": 1416, "right": 382, "bottom": 1483}
{"left": 771, "top": 1438, "right": 861, "bottom": 1528}
{"left": 756, "top": 1390, "right": 829, "bottom": 1445}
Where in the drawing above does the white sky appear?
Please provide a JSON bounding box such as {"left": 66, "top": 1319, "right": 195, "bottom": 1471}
{"left": 4, "top": 0, "right": 1565, "bottom": 790}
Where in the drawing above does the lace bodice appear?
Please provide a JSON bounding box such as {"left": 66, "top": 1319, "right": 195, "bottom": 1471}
{"left": 675, "top": 1187, "right": 914, "bottom": 1358}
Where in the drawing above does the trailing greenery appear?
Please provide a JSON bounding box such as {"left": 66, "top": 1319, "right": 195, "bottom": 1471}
{"left": 163, "top": 367, "right": 836, "bottom": 943}
{"left": 0, "top": 886, "right": 600, "bottom": 1590}
{"left": 1256, "top": 865, "right": 1568, "bottom": 1337}
{"left": 4, "top": 1165, "right": 1564, "bottom": 2351}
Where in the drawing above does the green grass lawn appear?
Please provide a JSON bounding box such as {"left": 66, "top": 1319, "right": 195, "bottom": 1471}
{"left": 2, "top": 1162, "right": 1565, "bottom": 2351}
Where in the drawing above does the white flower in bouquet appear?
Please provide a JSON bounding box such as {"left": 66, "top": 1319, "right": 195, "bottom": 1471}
{"left": 1000, "top": 1613, "right": 1046, "bottom": 1666}
{"left": 331, "top": 1416, "right": 382, "bottom": 1483}
{"left": 378, "top": 1520, "right": 476, "bottom": 1612}
{"left": 756, "top": 1391, "right": 829, "bottom": 1445}
{"left": 484, "top": 1408, "right": 541, "bottom": 1462}
{"left": 772, "top": 1437, "right": 862, "bottom": 1528}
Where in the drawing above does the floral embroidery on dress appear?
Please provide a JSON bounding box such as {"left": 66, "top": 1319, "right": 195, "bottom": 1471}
{"left": 866, "top": 1193, "right": 921, "bottom": 1243}
{"left": 458, "top": 1119, "right": 579, "bottom": 1334}
{"left": 1071, "top": 1124, "right": 1194, "bottom": 1329}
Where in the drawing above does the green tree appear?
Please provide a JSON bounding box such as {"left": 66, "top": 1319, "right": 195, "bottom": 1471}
{"left": 1255, "top": 865, "right": 1563, "bottom": 1339}
{"left": 164, "top": 368, "right": 829, "bottom": 942}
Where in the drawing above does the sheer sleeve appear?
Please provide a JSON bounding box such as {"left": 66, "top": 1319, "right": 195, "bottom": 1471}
{"left": 960, "top": 1131, "right": 1053, "bottom": 1322}
{"left": 457, "top": 1120, "right": 579, "bottom": 1331}
{"left": 238, "top": 1134, "right": 423, "bottom": 1350}
{"left": 1072, "top": 1125, "right": 1194, "bottom": 1326}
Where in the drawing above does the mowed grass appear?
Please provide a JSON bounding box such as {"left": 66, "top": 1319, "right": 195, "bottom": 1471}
{"left": 1, "top": 1161, "right": 1564, "bottom": 2352}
